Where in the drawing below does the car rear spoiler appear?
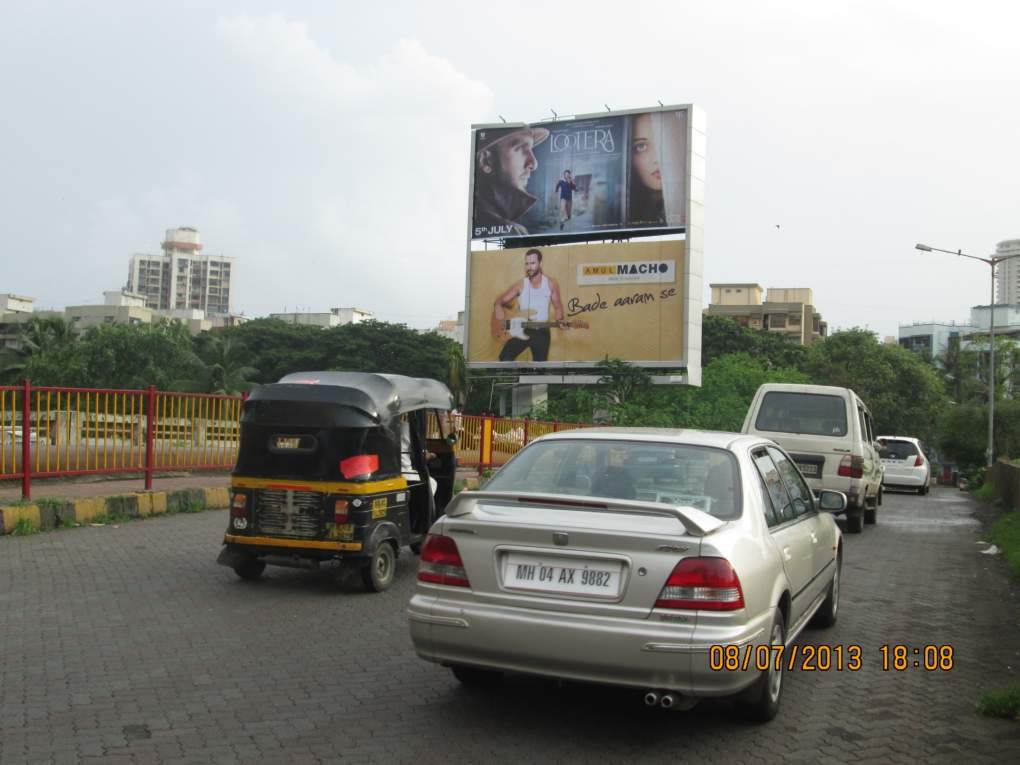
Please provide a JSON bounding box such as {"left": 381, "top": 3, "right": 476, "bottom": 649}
{"left": 445, "top": 490, "right": 726, "bottom": 537}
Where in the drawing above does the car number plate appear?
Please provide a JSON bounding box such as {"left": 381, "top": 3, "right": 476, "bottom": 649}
{"left": 502, "top": 553, "right": 622, "bottom": 598}
{"left": 796, "top": 462, "right": 819, "bottom": 476}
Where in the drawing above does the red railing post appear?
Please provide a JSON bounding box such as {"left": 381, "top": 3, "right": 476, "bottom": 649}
{"left": 144, "top": 385, "right": 156, "bottom": 491}
{"left": 523, "top": 418, "right": 530, "bottom": 446}
{"left": 21, "top": 378, "right": 31, "bottom": 501}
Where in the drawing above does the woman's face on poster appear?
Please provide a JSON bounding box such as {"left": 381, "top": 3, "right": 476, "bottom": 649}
{"left": 631, "top": 113, "right": 662, "bottom": 191}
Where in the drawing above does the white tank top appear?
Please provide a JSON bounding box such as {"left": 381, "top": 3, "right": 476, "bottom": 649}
{"left": 520, "top": 275, "right": 551, "bottom": 322}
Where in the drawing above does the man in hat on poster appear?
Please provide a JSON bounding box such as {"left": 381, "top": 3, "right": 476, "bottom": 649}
{"left": 473, "top": 125, "right": 550, "bottom": 237}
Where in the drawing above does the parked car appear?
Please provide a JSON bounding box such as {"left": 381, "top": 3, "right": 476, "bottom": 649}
{"left": 408, "top": 428, "right": 845, "bottom": 722}
{"left": 877, "top": 436, "right": 931, "bottom": 494}
{"left": 741, "top": 383, "right": 883, "bottom": 534}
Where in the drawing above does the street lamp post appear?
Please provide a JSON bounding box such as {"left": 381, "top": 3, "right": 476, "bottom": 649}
{"left": 916, "top": 243, "right": 1020, "bottom": 467}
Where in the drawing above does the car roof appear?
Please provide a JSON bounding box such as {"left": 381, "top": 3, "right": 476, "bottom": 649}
{"left": 536, "top": 426, "right": 766, "bottom": 451}
{"left": 756, "top": 382, "right": 860, "bottom": 398}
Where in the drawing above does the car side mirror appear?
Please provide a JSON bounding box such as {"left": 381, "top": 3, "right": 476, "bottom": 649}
{"left": 447, "top": 433, "right": 458, "bottom": 445}
{"left": 817, "top": 490, "right": 848, "bottom": 513}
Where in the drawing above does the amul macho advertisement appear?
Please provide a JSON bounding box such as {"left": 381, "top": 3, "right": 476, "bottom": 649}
{"left": 467, "top": 241, "right": 685, "bottom": 365}
{"left": 471, "top": 108, "right": 688, "bottom": 240}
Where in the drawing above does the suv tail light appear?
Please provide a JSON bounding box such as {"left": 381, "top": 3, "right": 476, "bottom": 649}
{"left": 418, "top": 534, "right": 471, "bottom": 587}
{"left": 914, "top": 455, "right": 924, "bottom": 467}
{"left": 837, "top": 454, "right": 864, "bottom": 479}
{"left": 655, "top": 557, "right": 745, "bottom": 611}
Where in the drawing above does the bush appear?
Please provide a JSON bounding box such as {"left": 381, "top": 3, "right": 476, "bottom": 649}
{"left": 989, "top": 512, "right": 1020, "bottom": 578}
{"left": 976, "top": 686, "right": 1020, "bottom": 719}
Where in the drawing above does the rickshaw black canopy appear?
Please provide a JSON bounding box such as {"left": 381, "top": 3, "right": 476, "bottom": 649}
{"left": 244, "top": 372, "right": 454, "bottom": 428}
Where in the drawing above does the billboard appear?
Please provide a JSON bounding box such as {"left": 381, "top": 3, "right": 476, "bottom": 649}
{"left": 467, "top": 241, "right": 685, "bottom": 365}
{"left": 470, "top": 108, "right": 688, "bottom": 240}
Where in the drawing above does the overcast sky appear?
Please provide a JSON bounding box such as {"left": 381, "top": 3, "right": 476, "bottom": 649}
{"left": 2, "top": 0, "right": 1018, "bottom": 340}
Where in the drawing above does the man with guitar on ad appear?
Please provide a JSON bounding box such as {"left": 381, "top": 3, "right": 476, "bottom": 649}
{"left": 491, "top": 248, "right": 586, "bottom": 362}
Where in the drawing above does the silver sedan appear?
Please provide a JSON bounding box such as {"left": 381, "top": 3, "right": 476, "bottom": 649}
{"left": 408, "top": 428, "right": 845, "bottom": 722}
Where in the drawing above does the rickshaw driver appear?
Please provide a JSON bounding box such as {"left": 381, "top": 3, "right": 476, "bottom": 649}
{"left": 401, "top": 415, "right": 438, "bottom": 496}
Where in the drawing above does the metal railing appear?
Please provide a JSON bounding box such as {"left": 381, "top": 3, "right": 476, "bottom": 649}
{"left": 1, "top": 380, "right": 591, "bottom": 500}
{"left": 0, "top": 381, "right": 244, "bottom": 500}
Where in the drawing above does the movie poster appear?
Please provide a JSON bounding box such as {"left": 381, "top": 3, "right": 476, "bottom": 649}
{"left": 467, "top": 240, "right": 685, "bottom": 365}
{"left": 470, "top": 108, "right": 688, "bottom": 240}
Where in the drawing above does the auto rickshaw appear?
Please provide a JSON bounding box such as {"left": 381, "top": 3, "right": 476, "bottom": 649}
{"left": 216, "top": 371, "right": 457, "bottom": 592}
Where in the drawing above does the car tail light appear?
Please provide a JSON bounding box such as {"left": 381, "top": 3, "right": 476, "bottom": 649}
{"left": 418, "top": 534, "right": 470, "bottom": 587}
{"left": 655, "top": 557, "right": 744, "bottom": 611}
{"left": 837, "top": 454, "right": 864, "bottom": 479}
{"left": 914, "top": 455, "right": 924, "bottom": 467}
{"left": 334, "top": 499, "right": 349, "bottom": 524}
{"left": 339, "top": 454, "right": 379, "bottom": 480}
{"left": 230, "top": 493, "right": 248, "bottom": 517}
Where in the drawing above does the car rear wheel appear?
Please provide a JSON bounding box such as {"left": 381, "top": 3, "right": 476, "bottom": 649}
{"left": 451, "top": 665, "right": 503, "bottom": 687}
{"left": 361, "top": 542, "right": 396, "bottom": 592}
{"left": 741, "top": 611, "right": 785, "bottom": 722}
{"left": 233, "top": 557, "right": 265, "bottom": 581}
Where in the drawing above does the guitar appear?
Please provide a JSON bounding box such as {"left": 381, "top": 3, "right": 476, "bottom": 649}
{"left": 491, "top": 310, "right": 590, "bottom": 340}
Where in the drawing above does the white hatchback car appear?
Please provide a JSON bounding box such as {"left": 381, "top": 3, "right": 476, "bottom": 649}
{"left": 409, "top": 428, "right": 846, "bottom": 722}
{"left": 877, "top": 436, "right": 931, "bottom": 494}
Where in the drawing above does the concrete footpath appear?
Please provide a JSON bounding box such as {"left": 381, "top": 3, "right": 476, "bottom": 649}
{"left": 0, "top": 474, "right": 231, "bottom": 535}
{"left": 0, "top": 470, "right": 482, "bottom": 534}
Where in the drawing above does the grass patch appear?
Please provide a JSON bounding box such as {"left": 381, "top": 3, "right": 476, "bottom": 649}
{"left": 88, "top": 510, "right": 132, "bottom": 525}
{"left": 973, "top": 482, "right": 995, "bottom": 502}
{"left": 989, "top": 512, "right": 1020, "bottom": 578}
{"left": 453, "top": 479, "right": 465, "bottom": 495}
{"left": 976, "top": 686, "right": 1020, "bottom": 719}
{"left": 11, "top": 516, "right": 39, "bottom": 536}
{"left": 172, "top": 499, "right": 204, "bottom": 514}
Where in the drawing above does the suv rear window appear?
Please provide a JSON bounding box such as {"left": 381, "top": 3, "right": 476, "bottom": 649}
{"left": 755, "top": 392, "right": 848, "bottom": 437}
{"left": 878, "top": 440, "right": 919, "bottom": 459}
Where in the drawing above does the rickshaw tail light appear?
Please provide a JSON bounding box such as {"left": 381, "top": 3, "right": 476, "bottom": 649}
{"left": 339, "top": 454, "right": 379, "bottom": 480}
{"left": 334, "top": 500, "right": 349, "bottom": 524}
{"left": 230, "top": 493, "right": 248, "bottom": 517}
{"left": 418, "top": 534, "right": 470, "bottom": 588}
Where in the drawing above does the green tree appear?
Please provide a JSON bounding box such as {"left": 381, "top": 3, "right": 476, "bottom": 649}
{"left": 222, "top": 318, "right": 327, "bottom": 383}
{"left": 18, "top": 320, "right": 200, "bottom": 389}
{"left": 803, "top": 329, "right": 948, "bottom": 442}
{"left": 702, "top": 315, "right": 807, "bottom": 370}
{"left": 447, "top": 343, "right": 469, "bottom": 406}
{"left": 0, "top": 316, "right": 77, "bottom": 383}
{"left": 184, "top": 334, "right": 259, "bottom": 394}
{"left": 677, "top": 353, "right": 810, "bottom": 432}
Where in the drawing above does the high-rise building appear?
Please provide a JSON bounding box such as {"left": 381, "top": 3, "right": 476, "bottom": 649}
{"left": 126, "top": 227, "right": 234, "bottom": 315}
{"left": 994, "top": 239, "right": 1020, "bottom": 305}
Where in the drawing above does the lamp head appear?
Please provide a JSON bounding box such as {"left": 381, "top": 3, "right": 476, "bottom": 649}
{"left": 915, "top": 243, "right": 933, "bottom": 252}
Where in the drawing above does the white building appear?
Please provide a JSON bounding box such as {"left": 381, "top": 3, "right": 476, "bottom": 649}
{"left": 898, "top": 321, "right": 977, "bottom": 357}
{"left": 126, "top": 227, "right": 234, "bottom": 315}
{"left": 268, "top": 307, "right": 374, "bottom": 328}
{"left": 994, "top": 239, "right": 1020, "bottom": 305}
{"left": 434, "top": 311, "right": 464, "bottom": 344}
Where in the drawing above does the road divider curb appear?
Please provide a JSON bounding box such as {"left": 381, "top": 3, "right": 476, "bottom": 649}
{"left": 0, "top": 487, "right": 229, "bottom": 535}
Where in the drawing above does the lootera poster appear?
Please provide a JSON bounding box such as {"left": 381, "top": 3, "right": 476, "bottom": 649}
{"left": 470, "top": 108, "right": 688, "bottom": 240}
{"left": 467, "top": 241, "right": 685, "bottom": 365}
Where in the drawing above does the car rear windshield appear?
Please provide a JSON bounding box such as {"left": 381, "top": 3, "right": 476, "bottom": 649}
{"left": 755, "top": 392, "right": 848, "bottom": 437}
{"left": 484, "top": 439, "right": 742, "bottom": 519}
{"left": 878, "top": 440, "right": 919, "bottom": 459}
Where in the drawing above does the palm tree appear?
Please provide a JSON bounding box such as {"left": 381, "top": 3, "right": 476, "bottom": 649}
{"left": 179, "top": 334, "right": 259, "bottom": 394}
{"left": 447, "top": 344, "right": 469, "bottom": 406}
{"left": 0, "top": 316, "right": 76, "bottom": 383}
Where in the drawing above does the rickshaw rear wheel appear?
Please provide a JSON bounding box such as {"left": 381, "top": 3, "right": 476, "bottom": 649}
{"left": 233, "top": 557, "right": 266, "bottom": 581}
{"left": 361, "top": 541, "right": 397, "bottom": 592}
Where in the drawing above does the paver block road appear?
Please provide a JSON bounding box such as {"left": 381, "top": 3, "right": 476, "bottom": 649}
{"left": 1, "top": 488, "right": 1018, "bottom": 764}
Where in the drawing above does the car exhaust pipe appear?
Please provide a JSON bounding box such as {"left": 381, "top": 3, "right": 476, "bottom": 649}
{"left": 643, "top": 691, "right": 660, "bottom": 707}
{"left": 660, "top": 692, "right": 678, "bottom": 709}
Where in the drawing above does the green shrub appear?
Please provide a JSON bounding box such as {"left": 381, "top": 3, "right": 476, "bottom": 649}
{"left": 989, "top": 512, "right": 1020, "bottom": 578}
{"left": 976, "top": 686, "right": 1020, "bottom": 719}
{"left": 973, "top": 483, "right": 995, "bottom": 502}
{"left": 11, "top": 516, "right": 39, "bottom": 536}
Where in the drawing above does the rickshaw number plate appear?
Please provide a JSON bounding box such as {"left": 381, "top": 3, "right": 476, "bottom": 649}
{"left": 371, "top": 498, "right": 388, "bottom": 519}
{"left": 275, "top": 437, "right": 301, "bottom": 449}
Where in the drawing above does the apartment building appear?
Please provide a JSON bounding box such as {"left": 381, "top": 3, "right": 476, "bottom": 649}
{"left": 126, "top": 227, "right": 234, "bottom": 315}
{"left": 705, "top": 283, "right": 827, "bottom": 345}
{"left": 268, "top": 307, "right": 374, "bottom": 328}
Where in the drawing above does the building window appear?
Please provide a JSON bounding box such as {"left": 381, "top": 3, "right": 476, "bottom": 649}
{"left": 770, "top": 315, "right": 787, "bottom": 328}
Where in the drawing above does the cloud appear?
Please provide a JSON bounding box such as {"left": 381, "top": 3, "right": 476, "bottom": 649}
{"left": 215, "top": 16, "right": 493, "bottom": 324}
